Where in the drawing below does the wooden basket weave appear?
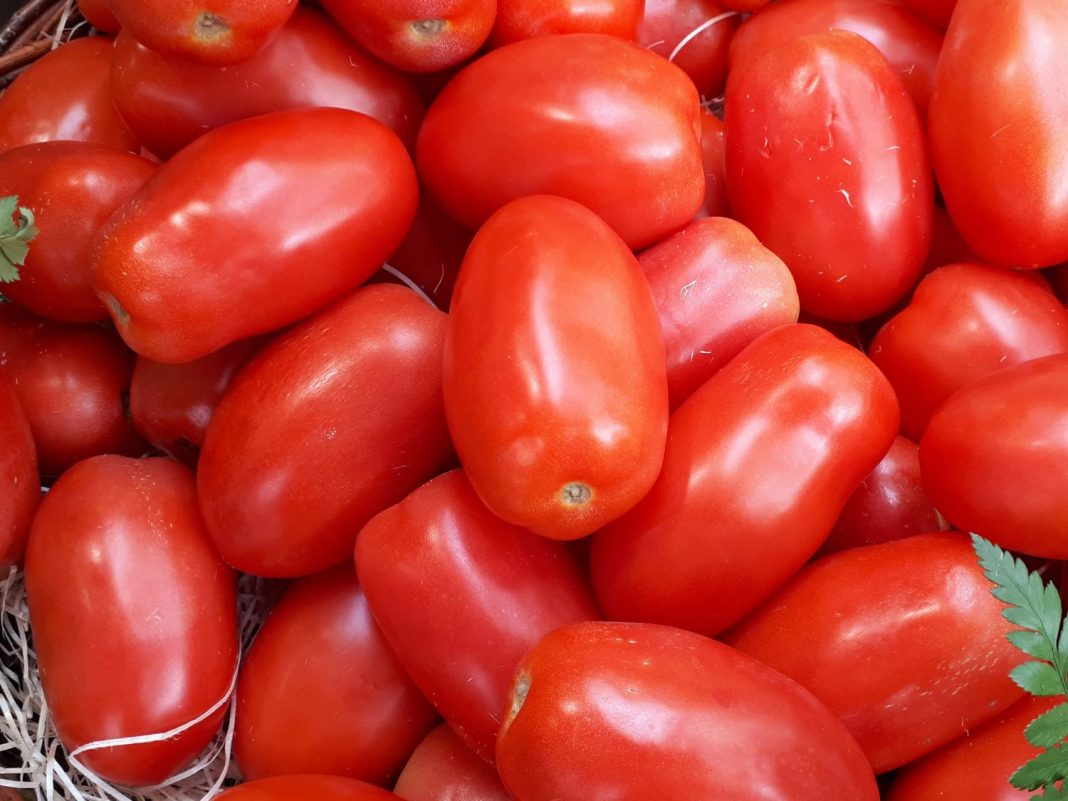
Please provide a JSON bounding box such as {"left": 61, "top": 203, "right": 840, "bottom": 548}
{"left": 0, "top": 0, "right": 90, "bottom": 88}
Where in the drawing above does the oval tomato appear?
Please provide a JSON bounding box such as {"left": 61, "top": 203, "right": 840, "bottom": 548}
{"left": 725, "top": 31, "right": 932, "bottom": 321}
{"left": 78, "top": 0, "right": 121, "bottom": 33}
{"left": 444, "top": 195, "right": 668, "bottom": 540}
{"left": 417, "top": 33, "right": 704, "bottom": 250}
{"left": 696, "top": 110, "right": 730, "bottom": 219}
{"left": 497, "top": 621, "right": 879, "bottom": 800}
{"left": 637, "top": 0, "right": 736, "bottom": 99}
{"left": 492, "top": 0, "right": 643, "bottom": 47}
{"left": 25, "top": 456, "right": 238, "bottom": 786}
{"left": 393, "top": 724, "right": 512, "bottom": 801}
{"left": 0, "top": 374, "right": 37, "bottom": 568}
{"left": 216, "top": 776, "right": 400, "bottom": 801}
{"left": 897, "top": 0, "right": 956, "bottom": 28}
{"left": 93, "top": 107, "right": 418, "bottom": 363}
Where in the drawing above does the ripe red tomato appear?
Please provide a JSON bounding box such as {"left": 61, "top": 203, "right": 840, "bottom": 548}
{"left": 393, "top": 725, "right": 512, "bottom": 801}
{"left": 492, "top": 0, "right": 642, "bottom": 47}
{"left": 198, "top": 285, "right": 452, "bottom": 577}
{"left": 925, "top": 204, "right": 979, "bottom": 273}
{"left": 637, "top": 0, "right": 736, "bottom": 100}
{"left": 25, "top": 456, "right": 238, "bottom": 786}
{"left": 444, "top": 195, "right": 668, "bottom": 540}
{"left": 107, "top": 0, "right": 298, "bottom": 65}
{"left": 110, "top": 8, "right": 425, "bottom": 159}
{"left": 638, "top": 216, "right": 799, "bottom": 409}
{"left": 497, "top": 621, "right": 879, "bottom": 800}
{"left": 216, "top": 776, "right": 401, "bottom": 801}
{"left": 591, "top": 323, "right": 899, "bottom": 636}
{"left": 0, "top": 141, "right": 155, "bottom": 323}
{"left": 234, "top": 565, "right": 437, "bottom": 781}
{"left": 0, "top": 374, "right": 37, "bottom": 568}
{"left": 729, "top": 533, "right": 1026, "bottom": 773}
{"left": 77, "top": 0, "right": 120, "bottom": 33}
{"left": 0, "top": 38, "right": 139, "bottom": 155}
{"left": 696, "top": 110, "right": 730, "bottom": 219}
{"left": 897, "top": 0, "right": 956, "bottom": 28}
{"left": 355, "top": 469, "right": 600, "bottom": 761}
{"left": 929, "top": 0, "right": 1068, "bottom": 268}
{"left": 920, "top": 353, "right": 1068, "bottom": 558}
{"left": 416, "top": 33, "right": 704, "bottom": 250}
{"left": 725, "top": 31, "right": 932, "bottom": 321}
{"left": 92, "top": 107, "right": 418, "bottom": 363}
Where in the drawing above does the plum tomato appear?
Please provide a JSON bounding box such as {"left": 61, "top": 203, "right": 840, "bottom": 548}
{"left": 0, "top": 374, "right": 37, "bottom": 569}
{"left": 491, "top": 0, "right": 642, "bottom": 47}
{"left": 393, "top": 724, "right": 512, "bottom": 801}
{"left": 216, "top": 776, "right": 401, "bottom": 801}
{"left": 637, "top": 0, "right": 736, "bottom": 100}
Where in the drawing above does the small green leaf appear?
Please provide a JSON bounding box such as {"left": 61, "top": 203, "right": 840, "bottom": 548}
{"left": 1012, "top": 746, "right": 1068, "bottom": 790}
{"left": 0, "top": 196, "right": 17, "bottom": 221}
{"left": 0, "top": 195, "right": 40, "bottom": 284}
{"left": 1027, "top": 703, "right": 1068, "bottom": 748}
{"left": 1036, "top": 784, "right": 1068, "bottom": 800}
{"left": 1013, "top": 662, "right": 1068, "bottom": 697}
{"left": 1013, "top": 630, "right": 1058, "bottom": 662}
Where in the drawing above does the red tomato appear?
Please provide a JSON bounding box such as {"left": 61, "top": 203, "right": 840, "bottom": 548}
{"left": 897, "top": 0, "right": 956, "bottom": 28}
{"left": 198, "top": 285, "right": 451, "bottom": 577}
{"left": 869, "top": 263, "right": 1068, "bottom": 440}
{"left": 110, "top": 8, "right": 425, "bottom": 159}
{"left": 216, "top": 776, "right": 400, "bottom": 801}
{"left": 591, "top": 323, "right": 899, "bottom": 637}
{"left": 416, "top": 34, "right": 704, "bottom": 250}
{"left": 0, "top": 142, "right": 155, "bottom": 323}
{"left": 0, "top": 374, "right": 37, "bottom": 568}
{"left": 129, "top": 336, "right": 264, "bottom": 466}
{"left": 886, "top": 695, "right": 1052, "bottom": 801}
{"left": 925, "top": 204, "right": 979, "bottom": 273}
{"left": 25, "top": 456, "right": 238, "bottom": 786}
{"left": 729, "top": 0, "right": 942, "bottom": 119}
{"left": 1053, "top": 265, "right": 1068, "bottom": 305}
{"left": 819, "top": 435, "right": 941, "bottom": 554}
{"left": 92, "top": 107, "right": 418, "bottom": 363}
{"left": 638, "top": 0, "right": 736, "bottom": 100}
{"left": 497, "top": 621, "right": 879, "bottom": 800}
{"left": 720, "top": 0, "right": 771, "bottom": 10}
{"left": 491, "top": 0, "right": 642, "bottom": 47}
{"left": 444, "top": 195, "right": 668, "bottom": 540}
{"left": 0, "top": 38, "right": 138, "bottom": 155}
{"left": 393, "top": 724, "right": 512, "bottom": 801}
{"left": 920, "top": 353, "right": 1068, "bottom": 558}
{"left": 0, "top": 305, "right": 144, "bottom": 477}
{"left": 929, "top": 0, "right": 1068, "bottom": 267}
{"left": 696, "top": 110, "right": 730, "bottom": 219}
{"left": 725, "top": 31, "right": 933, "bottom": 321}
{"left": 728, "top": 533, "right": 1025, "bottom": 773}
{"left": 107, "top": 0, "right": 298, "bottom": 65}
{"left": 319, "top": 0, "right": 495, "bottom": 72}
{"left": 639, "top": 216, "right": 799, "bottom": 408}
{"left": 234, "top": 565, "right": 437, "bottom": 782}
{"left": 355, "top": 469, "right": 600, "bottom": 761}
{"left": 78, "top": 0, "right": 121, "bottom": 33}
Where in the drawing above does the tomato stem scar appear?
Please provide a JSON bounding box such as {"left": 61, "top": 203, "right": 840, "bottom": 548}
{"left": 410, "top": 18, "right": 446, "bottom": 37}
{"left": 195, "top": 12, "right": 231, "bottom": 40}
{"left": 560, "top": 482, "right": 592, "bottom": 507}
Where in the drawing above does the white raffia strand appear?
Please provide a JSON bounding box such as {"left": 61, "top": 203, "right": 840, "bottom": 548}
{"left": 668, "top": 11, "right": 740, "bottom": 64}
{"left": 0, "top": 568, "right": 275, "bottom": 800}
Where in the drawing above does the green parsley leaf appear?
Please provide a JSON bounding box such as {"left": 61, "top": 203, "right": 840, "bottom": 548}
{"left": 1033, "top": 783, "right": 1068, "bottom": 800}
{"left": 1027, "top": 703, "right": 1068, "bottom": 749}
{"left": 0, "top": 195, "right": 41, "bottom": 283}
{"left": 1013, "top": 746, "right": 1068, "bottom": 791}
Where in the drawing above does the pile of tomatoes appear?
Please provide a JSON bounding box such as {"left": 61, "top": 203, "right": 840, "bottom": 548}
{"left": 0, "top": 0, "right": 1066, "bottom": 799}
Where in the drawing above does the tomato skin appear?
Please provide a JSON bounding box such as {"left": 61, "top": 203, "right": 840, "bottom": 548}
{"left": 930, "top": 0, "right": 1068, "bottom": 268}
{"left": 925, "top": 204, "right": 979, "bottom": 273}
{"left": 25, "top": 456, "right": 238, "bottom": 786}
{"left": 497, "top": 621, "right": 879, "bottom": 801}
{"left": 869, "top": 263, "right": 1068, "bottom": 440}
{"left": 725, "top": 31, "right": 932, "bottom": 321}
{"left": 920, "top": 353, "right": 1068, "bottom": 558}
{"left": 492, "top": 0, "right": 642, "bottom": 47}
{"left": 198, "top": 285, "right": 451, "bottom": 577}
{"left": 393, "top": 724, "right": 512, "bottom": 801}
{"left": 92, "top": 107, "right": 418, "bottom": 363}
{"left": 638, "top": 0, "right": 736, "bottom": 100}
{"left": 234, "top": 566, "right": 436, "bottom": 782}
{"left": 897, "top": 0, "right": 956, "bottom": 28}
{"left": 696, "top": 111, "right": 730, "bottom": 219}
{"left": 639, "top": 216, "right": 799, "bottom": 409}
{"left": 886, "top": 695, "right": 1051, "bottom": 801}
{"left": 110, "top": 8, "right": 425, "bottom": 160}
{"left": 0, "top": 38, "right": 138, "bottom": 155}
{"left": 590, "top": 323, "right": 899, "bottom": 637}
{"left": 444, "top": 195, "right": 668, "bottom": 540}
{"left": 355, "top": 469, "right": 600, "bottom": 761}
{"left": 78, "top": 0, "right": 121, "bottom": 33}
{"left": 0, "top": 375, "right": 37, "bottom": 569}
{"left": 0, "top": 142, "right": 155, "bottom": 323}
{"left": 729, "top": 0, "right": 942, "bottom": 119}
{"left": 729, "top": 533, "right": 1024, "bottom": 772}
{"left": 417, "top": 34, "right": 704, "bottom": 250}
{"left": 320, "top": 0, "right": 495, "bottom": 72}
{"left": 216, "top": 776, "right": 401, "bottom": 801}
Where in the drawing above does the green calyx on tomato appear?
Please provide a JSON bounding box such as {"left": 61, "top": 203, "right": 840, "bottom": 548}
{"left": 0, "top": 196, "right": 39, "bottom": 283}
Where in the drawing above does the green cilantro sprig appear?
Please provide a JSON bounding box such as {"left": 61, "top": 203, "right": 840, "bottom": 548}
{"left": 0, "top": 195, "right": 40, "bottom": 283}
{"left": 973, "top": 534, "right": 1068, "bottom": 797}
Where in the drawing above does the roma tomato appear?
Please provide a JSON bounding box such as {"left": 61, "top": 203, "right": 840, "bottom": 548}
{"left": 107, "top": 0, "right": 298, "bottom": 65}
{"left": 234, "top": 566, "right": 437, "bottom": 782}
{"left": 491, "top": 0, "right": 642, "bottom": 47}
{"left": 0, "top": 374, "right": 37, "bottom": 569}
{"left": 696, "top": 110, "right": 730, "bottom": 219}
{"left": 0, "top": 142, "right": 155, "bottom": 323}
{"left": 110, "top": 8, "right": 425, "bottom": 159}
{"left": 497, "top": 621, "right": 879, "bottom": 800}
{"left": 216, "top": 776, "right": 400, "bottom": 801}
{"left": 638, "top": 0, "right": 736, "bottom": 99}
{"left": 870, "top": 263, "right": 1068, "bottom": 440}
{"left": 0, "top": 38, "right": 138, "bottom": 155}
{"left": 929, "top": 0, "right": 1068, "bottom": 268}
{"left": 639, "top": 216, "right": 799, "bottom": 408}
{"left": 920, "top": 353, "right": 1068, "bottom": 558}
{"left": 925, "top": 204, "right": 979, "bottom": 273}
{"left": 591, "top": 323, "right": 899, "bottom": 637}
{"left": 355, "top": 469, "right": 600, "bottom": 761}
{"left": 417, "top": 34, "right": 704, "bottom": 250}
{"left": 728, "top": 533, "right": 1025, "bottom": 773}
{"left": 78, "top": 0, "right": 120, "bottom": 33}
{"left": 25, "top": 456, "right": 238, "bottom": 787}
{"left": 393, "top": 725, "right": 512, "bottom": 801}
{"left": 897, "top": 0, "right": 956, "bottom": 29}
{"left": 93, "top": 107, "right": 418, "bottom": 363}
{"left": 198, "top": 285, "right": 451, "bottom": 577}
{"left": 444, "top": 195, "right": 668, "bottom": 540}
{"left": 725, "top": 31, "right": 932, "bottom": 321}
{"left": 319, "top": 0, "right": 495, "bottom": 72}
